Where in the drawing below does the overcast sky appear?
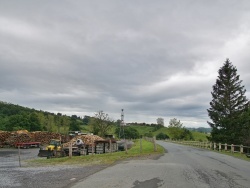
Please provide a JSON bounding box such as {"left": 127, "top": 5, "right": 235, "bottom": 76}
{"left": 1, "top": 1, "right": 250, "bottom": 127}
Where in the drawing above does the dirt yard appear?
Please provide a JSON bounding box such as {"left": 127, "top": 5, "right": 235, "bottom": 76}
{"left": 0, "top": 148, "right": 108, "bottom": 188}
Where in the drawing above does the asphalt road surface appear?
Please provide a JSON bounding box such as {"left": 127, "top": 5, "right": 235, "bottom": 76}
{"left": 71, "top": 141, "right": 250, "bottom": 188}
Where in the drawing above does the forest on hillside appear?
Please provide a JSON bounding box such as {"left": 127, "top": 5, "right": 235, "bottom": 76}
{"left": 0, "top": 101, "right": 87, "bottom": 133}
{"left": 186, "top": 127, "right": 211, "bottom": 133}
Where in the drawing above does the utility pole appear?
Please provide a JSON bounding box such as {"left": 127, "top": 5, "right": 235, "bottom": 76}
{"left": 119, "top": 109, "right": 125, "bottom": 139}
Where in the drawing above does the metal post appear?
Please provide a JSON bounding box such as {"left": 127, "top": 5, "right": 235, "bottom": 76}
{"left": 18, "top": 146, "right": 21, "bottom": 167}
{"left": 69, "top": 142, "right": 72, "bottom": 158}
{"left": 125, "top": 139, "right": 128, "bottom": 154}
{"left": 140, "top": 137, "right": 142, "bottom": 154}
{"left": 109, "top": 139, "right": 112, "bottom": 153}
{"left": 92, "top": 143, "right": 94, "bottom": 155}
{"left": 153, "top": 136, "right": 157, "bottom": 152}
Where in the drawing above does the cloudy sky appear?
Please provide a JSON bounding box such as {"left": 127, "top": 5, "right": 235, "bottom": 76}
{"left": 1, "top": 1, "right": 250, "bottom": 127}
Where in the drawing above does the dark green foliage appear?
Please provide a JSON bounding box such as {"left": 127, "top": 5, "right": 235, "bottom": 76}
{"left": 0, "top": 101, "right": 75, "bottom": 133}
{"left": 167, "top": 118, "right": 193, "bottom": 140}
{"left": 115, "top": 126, "right": 140, "bottom": 139}
{"left": 168, "top": 127, "right": 193, "bottom": 140}
{"left": 207, "top": 59, "right": 249, "bottom": 144}
{"left": 7, "top": 114, "right": 30, "bottom": 131}
{"left": 238, "top": 108, "right": 250, "bottom": 145}
{"left": 156, "top": 132, "right": 169, "bottom": 140}
{"left": 29, "top": 112, "right": 42, "bottom": 131}
{"left": 69, "top": 117, "right": 81, "bottom": 131}
{"left": 4, "top": 112, "right": 42, "bottom": 131}
{"left": 144, "top": 132, "right": 153, "bottom": 138}
{"left": 82, "top": 115, "right": 91, "bottom": 125}
{"left": 153, "top": 124, "right": 164, "bottom": 131}
{"left": 125, "top": 127, "right": 140, "bottom": 139}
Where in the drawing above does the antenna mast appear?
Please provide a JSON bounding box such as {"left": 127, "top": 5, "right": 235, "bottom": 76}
{"left": 119, "top": 109, "right": 125, "bottom": 139}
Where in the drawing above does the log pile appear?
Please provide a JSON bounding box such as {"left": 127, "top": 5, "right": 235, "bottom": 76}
{"left": 63, "top": 135, "right": 104, "bottom": 147}
{"left": 0, "top": 130, "right": 70, "bottom": 146}
{"left": 0, "top": 131, "right": 12, "bottom": 147}
{"left": 0, "top": 130, "right": 103, "bottom": 148}
{"left": 5, "top": 131, "right": 33, "bottom": 146}
{"left": 32, "top": 132, "right": 63, "bottom": 145}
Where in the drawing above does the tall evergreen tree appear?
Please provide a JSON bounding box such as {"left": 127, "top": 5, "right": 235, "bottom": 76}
{"left": 207, "top": 59, "right": 249, "bottom": 144}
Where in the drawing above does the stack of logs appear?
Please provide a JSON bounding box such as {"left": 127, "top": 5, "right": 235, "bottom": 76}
{"left": 0, "top": 130, "right": 106, "bottom": 148}
{"left": 30, "top": 132, "right": 69, "bottom": 144}
{"left": 5, "top": 132, "right": 32, "bottom": 146}
{"left": 63, "top": 135, "right": 104, "bottom": 147}
{"left": 0, "top": 130, "right": 70, "bottom": 147}
{"left": 0, "top": 131, "right": 12, "bottom": 148}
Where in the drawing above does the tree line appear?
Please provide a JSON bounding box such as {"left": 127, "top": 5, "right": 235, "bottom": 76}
{"left": 0, "top": 101, "right": 84, "bottom": 133}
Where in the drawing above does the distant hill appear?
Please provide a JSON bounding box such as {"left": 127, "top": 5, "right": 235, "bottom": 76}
{"left": 186, "top": 127, "right": 211, "bottom": 134}
{"left": 128, "top": 125, "right": 208, "bottom": 141}
{"left": 0, "top": 101, "right": 83, "bottom": 133}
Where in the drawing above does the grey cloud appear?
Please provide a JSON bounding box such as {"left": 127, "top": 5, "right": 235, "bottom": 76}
{"left": 1, "top": 1, "right": 250, "bottom": 127}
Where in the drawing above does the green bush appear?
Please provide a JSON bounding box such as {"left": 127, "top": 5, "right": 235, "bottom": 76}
{"left": 156, "top": 132, "right": 169, "bottom": 140}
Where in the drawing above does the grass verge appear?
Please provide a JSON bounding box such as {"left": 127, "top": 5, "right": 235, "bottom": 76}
{"left": 213, "top": 150, "right": 250, "bottom": 162}
{"left": 26, "top": 139, "right": 165, "bottom": 166}
{"left": 169, "top": 141, "right": 250, "bottom": 162}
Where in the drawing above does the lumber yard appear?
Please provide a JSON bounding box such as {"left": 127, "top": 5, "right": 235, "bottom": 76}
{"left": 0, "top": 130, "right": 118, "bottom": 158}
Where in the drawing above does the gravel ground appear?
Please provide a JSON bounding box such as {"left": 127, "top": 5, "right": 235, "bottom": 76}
{"left": 0, "top": 148, "right": 108, "bottom": 188}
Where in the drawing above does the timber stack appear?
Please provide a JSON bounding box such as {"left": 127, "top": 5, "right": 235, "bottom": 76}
{"left": 31, "top": 131, "right": 68, "bottom": 144}
{"left": 0, "top": 131, "right": 11, "bottom": 148}
{"left": 0, "top": 130, "right": 70, "bottom": 147}
{"left": 63, "top": 135, "right": 104, "bottom": 147}
{"left": 5, "top": 130, "right": 32, "bottom": 146}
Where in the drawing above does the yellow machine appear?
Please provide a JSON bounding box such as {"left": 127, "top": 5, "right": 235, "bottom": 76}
{"left": 38, "top": 139, "right": 65, "bottom": 158}
{"left": 45, "top": 139, "right": 62, "bottom": 151}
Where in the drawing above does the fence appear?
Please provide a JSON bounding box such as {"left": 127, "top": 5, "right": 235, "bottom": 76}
{"left": 167, "top": 140, "right": 250, "bottom": 154}
{"left": 0, "top": 147, "right": 40, "bottom": 168}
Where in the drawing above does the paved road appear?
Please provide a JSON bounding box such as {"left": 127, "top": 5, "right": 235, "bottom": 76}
{"left": 71, "top": 141, "right": 250, "bottom": 188}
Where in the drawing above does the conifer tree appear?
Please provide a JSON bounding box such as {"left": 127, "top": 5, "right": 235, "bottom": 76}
{"left": 207, "top": 59, "right": 249, "bottom": 144}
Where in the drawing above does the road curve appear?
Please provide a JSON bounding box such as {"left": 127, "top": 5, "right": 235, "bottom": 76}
{"left": 70, "top": 141, "right": 250, "bottom": 188}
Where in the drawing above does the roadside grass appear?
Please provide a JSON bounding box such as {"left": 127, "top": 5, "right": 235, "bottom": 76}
{"left": 26, "top": 139, "right": 165, "bottom": 166}
{"left": 131, "top": 126, "right": 156, "bottom": 136}
{"left": 191, "top": 132, "right": 208, "bottom": 141}
{"left": 169, "top": 141, "right": 250, "bottom": 162}
{"left": 213, "top": 150, "right": 250, "bottom": 162}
